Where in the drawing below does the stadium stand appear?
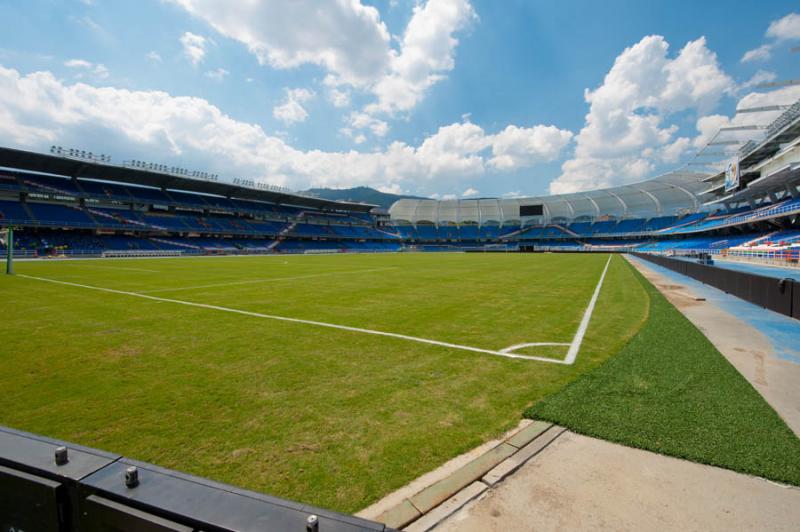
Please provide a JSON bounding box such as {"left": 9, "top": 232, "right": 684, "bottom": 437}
{"left": 2, "top": 97, "right": 799, "bottom": 262}
{"left": 0, "top": 147, "right": 401, "bottom": 256}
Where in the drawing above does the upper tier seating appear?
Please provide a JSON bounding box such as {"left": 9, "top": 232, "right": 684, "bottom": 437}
{"left": 0, "top": 200, "right": 31, "bottom": 222}
{"left": 25, "top": 202, "right": 96, "bottom": 226}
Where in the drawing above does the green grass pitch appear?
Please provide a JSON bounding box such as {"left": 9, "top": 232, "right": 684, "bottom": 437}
{"left": 0, "top": 252, "right": 648, "bottom": 511}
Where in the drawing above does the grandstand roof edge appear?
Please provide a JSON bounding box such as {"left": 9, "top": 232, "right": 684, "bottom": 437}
{"left": 0, "top": 146, "right": 376, "bottom": 213}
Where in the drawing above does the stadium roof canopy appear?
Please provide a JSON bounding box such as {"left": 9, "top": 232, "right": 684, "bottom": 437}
{"left": 0, "top": 146, "right": 376, "bottom": 213}
{"left": 389, "top": 171, "right": 710, "bottom": 226}
{"left": 702, "top": 99, "right": 800, "bottom": 207}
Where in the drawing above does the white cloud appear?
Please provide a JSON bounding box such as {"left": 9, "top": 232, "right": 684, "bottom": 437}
{"left": 693, "top": 84, "right": 800, "bottom": 148}
{"left": 349, "top": 111, "right": 389, "bottom": 137}
{"left": 488, "top": 125, "right": 574, "bottom": 170}
{"left": 738, "top": 13, "right": 800, "bottom": 65}
{"left": 377, "top": 183, "right": 403, "bottom": 194}
{"left": 0, "top": 65, "right": 572, "bottom": 194}
{"left": 69, "top": 15, "right": 105, "bottom": 36}
{"left": 692, "top": 114, "right": 730, "bottom": 149}
{"left": 766, "top": 12, "right": 800, "bottom": 41}
{"left": 462, "top": 187, "right": 479, "bottom": 197}
{"left": 659, "top": 136, "right": 691, "bottom": 163}
{"left": 204, "top": 67, "right": 228, "bottom": 81}
{"left": 366, "top": 0, "right": 476, "bottom": 115}
{"left": 180, "top": 31, "right": 207, "bottom": 66}
{"left": 147, "top": 51, "right": 163, "bottom": 63}
{"left": 739, "top": 69, "right": 777, "bottom": 91}
{"left": 272, "top": 87, "right": 315, "bottom": 125}
{"left": 741, "top": 44, "right": 772, "bottom": 63}
{"left": 327, "top": 84, "right": 351, "bottom": 108}
{"left": 169, "top": 0, "right": 475, "bottom": 130}
{"left": 64, "top": 58, "right": 109, "bottom": 79}
{"left": 550, "top": 35, "right": 733, "bottom": 194}
{"left": 170, "top": 0, "right": 391, "bottom": 87}
{"left": 502, "top": 191, "right": 523, "bottom": 198}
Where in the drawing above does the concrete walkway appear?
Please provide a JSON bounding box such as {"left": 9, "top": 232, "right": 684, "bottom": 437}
{"left": 437, "top": 431, "right": 800, "bottom": 532}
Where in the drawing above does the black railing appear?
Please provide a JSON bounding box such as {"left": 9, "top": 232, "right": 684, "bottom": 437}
{"left": 0, "top": 425, "right": 390, "bottom": 531}
{"left": 632, "top": 253, "right": 798, "bottom": 320}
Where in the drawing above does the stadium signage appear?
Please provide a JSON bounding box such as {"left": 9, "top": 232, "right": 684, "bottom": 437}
{"left": 724, "top": 157, "right": 740, "bottom": 192}
{"left": 520, "top": 204, "right": 544, "bottom": 217}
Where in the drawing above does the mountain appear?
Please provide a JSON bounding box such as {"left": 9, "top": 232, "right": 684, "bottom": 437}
{"left": 303, "top": 186, "right": 425, "bottom": 210}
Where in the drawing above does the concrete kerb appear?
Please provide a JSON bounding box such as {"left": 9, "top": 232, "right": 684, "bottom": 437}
{"left": 364, "top": 420, "right": 565, "bottom": 530}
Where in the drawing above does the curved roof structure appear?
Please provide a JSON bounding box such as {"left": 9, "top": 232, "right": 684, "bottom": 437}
{"left": 389, "top": 171, "right": 710, "bottom": 226}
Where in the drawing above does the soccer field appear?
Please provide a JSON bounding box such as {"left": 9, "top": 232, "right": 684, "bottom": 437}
{"left": 0, "top": 252, "right": 649, "bottom": 512}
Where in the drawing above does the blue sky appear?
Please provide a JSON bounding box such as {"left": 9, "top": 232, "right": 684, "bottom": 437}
{"left": 0, "top": 0, "right": 798, "bottom": 199}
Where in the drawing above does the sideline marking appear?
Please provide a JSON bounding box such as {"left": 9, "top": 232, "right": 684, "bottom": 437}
{"left": 138, "top": 267, "right": 399, "bottom": 293}
{"left": 16, "top": 255, "right": 612, "bottom": 365}
{"left": 72, "top": 265, "right": 160, "bottom": 273}
{"left": 18, "top": 274, "right": 557, "bottom": 362}
{"left": 565, "top": 254, "right": 613, "bottom": 364}
{"left": 499, "top": 255, "right": 613, "bottom": 363}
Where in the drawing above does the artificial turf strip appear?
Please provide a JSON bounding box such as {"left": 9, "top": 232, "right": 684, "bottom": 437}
{"left": 525, "top": 261, "right": 800, "bottom": 486}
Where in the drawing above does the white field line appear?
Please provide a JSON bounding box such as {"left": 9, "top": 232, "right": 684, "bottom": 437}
{"left": 563, "top": 254, "right": 613, "bottom": 364}
{"left": 72, "top": 265, "right": 160, "bottom": 273}
{"left": 499, "top": 342, "right": 570, "bottom": 353}
{"left": 498, "top": 255, "right": 613, "bottom": 363}
{"left": 16, "top": 255, "right": 613, "bottom": 365}
{"left": 138, "top": 267, "right": 399, "bottom": 293}
{"left": 17, "top": 274, "right": 559, "bottom": 362}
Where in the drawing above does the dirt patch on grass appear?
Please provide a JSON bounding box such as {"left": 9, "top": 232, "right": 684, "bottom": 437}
{"left": 106, "top": 345, "right": 144, "bottom": 358}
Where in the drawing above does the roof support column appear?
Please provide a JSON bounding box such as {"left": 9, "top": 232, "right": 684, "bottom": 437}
{"left": 583, "top": 195, "right": 601, "bottom": 220}
{"left": 607, "top": 191, "right": 628, "bottom": 218}
{"left": 635, "top": 187, "right": 662, "bottom": 216}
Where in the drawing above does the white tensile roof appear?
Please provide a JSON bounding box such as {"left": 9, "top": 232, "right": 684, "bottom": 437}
{"left": 389, "top": 171, "right": 709, "bottom": 226}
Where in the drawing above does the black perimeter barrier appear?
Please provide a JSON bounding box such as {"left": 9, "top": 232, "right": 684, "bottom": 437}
{"left": 631, "top": 252, "right": 799, "bottom": 321}
{"left": 0, "top": 425, "right": 392, "bottom": 532}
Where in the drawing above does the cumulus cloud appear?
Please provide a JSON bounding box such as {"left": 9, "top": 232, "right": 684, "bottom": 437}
{"left": 64, "top": 59, "right": 109, "bottom": 79}
{"left": 461, "top": 187, "right": 479, "bottom": 197}
{"left": 740, "top": 13, "right": 800, "bottom": 65}
{"left": 170, "top": 0, "right": 391, "bottom": 86}
{"left": 692, "top": 84, "right": 800, "bottom": 149}
{"left": 692, "top": 114, "right": 730, "bottom": 149}
{"left": 367, "top": 0, "right": 476, "bottom": 115}
{"left": 272, "top": 88, "right": 315, "bottom": 126}
{"left": 146, "top": 51, "right": 163, "bottom": 63}
{"left": 550, "top": 35, "right": 733, "bottom": 194}
{"left": 169, "top": 0, "right": 475, "bottom": 137}
{"left": 180, "top": 31, "right": 207, "bottom": 65}
{"left": 738, "top": 69, "right": 777, "bottom": 91}
{"left": 502, "top": 191, "right": 523, "bottom": 198}
{"left": 0, "top": 65, "right": 571, "bottom": 193}
{"left": 348, "top": 111, "right": 389, "bottom": 137}
{"left": 204, "top": 67, "right": 228, "bottom": 81}
{"left": 489, "top": 125, "right": 574, "bottom": 170}
{"left": 327, "top": 85, "right": 351, "bottom": 108}
{"left": 766, "top": 12, "right": 800, "bottom": 41}
{"left": 741, "top": 44, "right": 772, "bottom": 63}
